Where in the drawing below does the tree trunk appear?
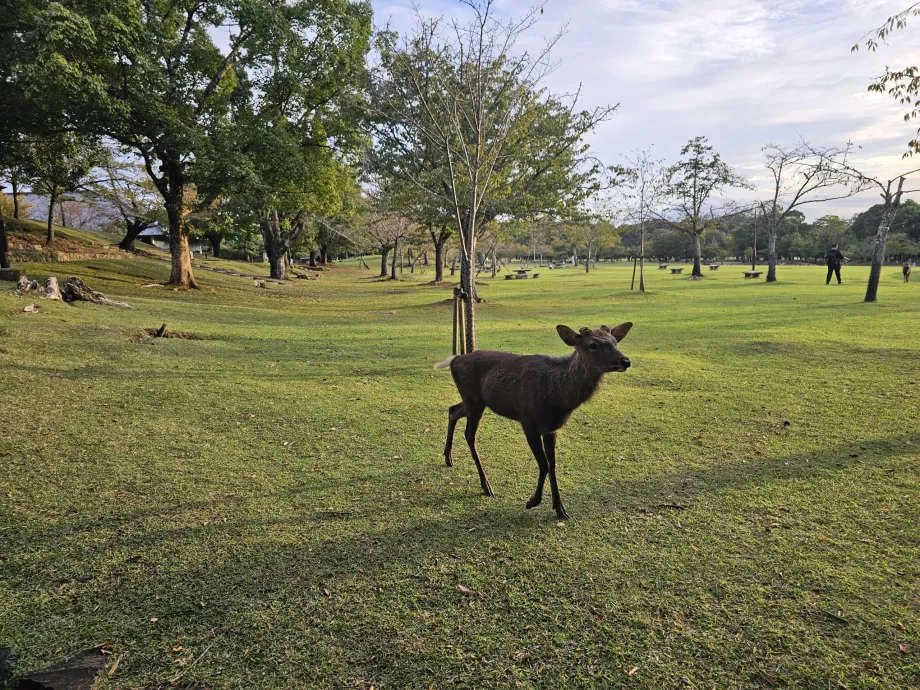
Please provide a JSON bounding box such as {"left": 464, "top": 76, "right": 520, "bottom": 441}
{"left": 459, "top": 216, "right": 477, "bottom": 352}
{"left": 0, "top": 204, "right": 8, "bottom": 269}
{"left": 11, "top": 178, "right": 20, "bottom": 219}
{"left": 379, "top": 247, "right": 390, "bottom": 277}
{"left": 164, "top": 165, "right": 198, "bottom": 288}
{"left": 451, "top": 255, "right": 457, "bottom": 276}
{"left": 639, "top": 228, "right": 645, "bottom": 292}
{"left": 691, "top": 234, "right": 703, "bottom": 278}
{"left": 585, "top": 243, "right": 591, "bottom": 273}
{"left": 206, "top": 231, "right": 222, "bottom": 258}
{"left": 320, "top": 244, "right": 328, "bottom": 265}
{"left": 59, "top": 201, "right": 67, "bottom": 227}
{"left": 423, "top": 251, "right": 428, "bottom": 267}
{"left": 46, "top": 188, "right": 57, "bottom": 246}
{"left": 260, "top": 210, "right": 288, "bottom": 280}
{"left": 432, "top": 231, "right": 446, "bottom": 283}
{"left": 766, "top": 225, "right": 778, "bottom": 282}
{"left": 865, "top": 208, "right": 895, "bottom": 303}
{"left": 391, "top": 238, "right": 399, "bottom": 280}
{"left": 119, "top": 220, "right": 148, "bottom": 251}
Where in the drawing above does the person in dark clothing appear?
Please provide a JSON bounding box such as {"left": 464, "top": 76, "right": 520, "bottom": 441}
{"left": 826, "top": 243, "right": 848, "bottom": 284}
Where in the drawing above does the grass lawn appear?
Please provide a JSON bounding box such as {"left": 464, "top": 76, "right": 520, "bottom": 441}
{"left": 1, "top": 259, "right": 918, "bottom": 689}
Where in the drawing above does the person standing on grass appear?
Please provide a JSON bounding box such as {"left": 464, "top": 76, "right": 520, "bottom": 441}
{"left": 825, "top": 243, "right": 848, "bottom": 285}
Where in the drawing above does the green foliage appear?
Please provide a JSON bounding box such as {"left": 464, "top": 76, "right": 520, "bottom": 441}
{"left": 851, "top": 198, "right": 920, "bottom": 240}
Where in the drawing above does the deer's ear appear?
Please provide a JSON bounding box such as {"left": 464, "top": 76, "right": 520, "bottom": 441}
{"left": 556, "top": 325, "right": 582, "bottom": 347}
{"left": 609, "top": 322, "right": 633, "bottom": 342}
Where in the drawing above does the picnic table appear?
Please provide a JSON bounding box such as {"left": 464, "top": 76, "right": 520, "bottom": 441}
{"left": 658, "top": 264, "right": 668, "bottom": 270}
{"left": 743, "top": 270, "right": 763, "bottom": 279}
{"left": 504, "top": 268, "right": 539, "bottom": 280}
{"left": 670, "top": 267, "right": 684, "bottom": 274}
{"left": 708, "top": 264, "right": 720, "bottom": 271}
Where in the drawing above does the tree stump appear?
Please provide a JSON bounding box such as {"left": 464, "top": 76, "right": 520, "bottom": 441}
{"left": 44, "top": 277, "right": 63, "bottom": 301}
{"left": 16, "top": 275, "right": 39, "bottom": 293}
{"left": 61, "top": 276, "right": 134, "bottom": 309}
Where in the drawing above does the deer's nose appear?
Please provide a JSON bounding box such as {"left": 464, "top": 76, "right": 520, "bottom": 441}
{"left": 621, "top": 357, "right": 631, "bottom": 368}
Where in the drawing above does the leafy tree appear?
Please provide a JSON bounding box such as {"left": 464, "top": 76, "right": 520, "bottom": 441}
{"left": 10, "top": 0, "right": 369, "bottom": 287}
{"left": 564, "top": 220, "right": 619, "bottom": 273}
{"left": 88, "top": 157, "right": 163, "bottom": 250}
{"left": 367, "top": 0, "right": 614, "bottom": 351}
{"left": 853, "top": 4, "right": 920, "bottom": 154}
{"left": 658, "top": 136, "right": 749, "bottom": 278}
{"left": 25, "top": 133, "right": 103, "bottom": 245}
{"left": 850, "top": 199, "right": 920, "bottom": 240}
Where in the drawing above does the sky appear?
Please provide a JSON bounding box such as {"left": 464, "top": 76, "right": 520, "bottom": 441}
{"left": 373, "top": 0, "right": 920, "bottom": 219}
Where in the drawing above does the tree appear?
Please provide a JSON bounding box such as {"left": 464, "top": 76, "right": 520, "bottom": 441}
{"left": 11, "top": 1, "right": 369, "bottom": 287}
{"left": 90, "top": 158, "right": 163, "bottom": 250}
{"left": 361, "top": 208, "right": 415, "bottom": 278}
{"left": 368, "top": 0, "right": 614, "bottom": 351}
{"left": 658, "top": 137, "right": 749, "bottom": 278}
{"left": 851, "top": 199, "right": 920, "bottom": 240}
{"left": 565, "top": 220, "right": 618, "bottom": 273}
{"left": 25, "top": 133, "right": 103, "bottom": 246}
{"left": 617, "top": 148, "right": 666, "bottom": 291}
{"left": 758, "top": 141, "right": 865, "bottom": 281}
{"left": 853, "top": 4, "right": 920, "bottom": 155}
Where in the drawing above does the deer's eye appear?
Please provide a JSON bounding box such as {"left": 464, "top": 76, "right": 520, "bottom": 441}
{"left": 589, "top": 343, "right": 598, "bottom": 351}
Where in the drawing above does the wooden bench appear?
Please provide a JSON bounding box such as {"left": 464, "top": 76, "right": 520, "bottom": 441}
{"left": 670, "top": 267, "right": 684, "bottom": 274}
{"left": 504, "top": 274, "right": 514, "bottom": 280}
{"left": 743, "top": 271, "right": 763, "bottom": 279}
{"left": 658, "top": 264, "right": 668, "bottom": 270}
{"left": 708, "top": 264, "right": 720, "bottom": 271}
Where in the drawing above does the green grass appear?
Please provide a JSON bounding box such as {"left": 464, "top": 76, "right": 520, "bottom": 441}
{"left": 4, "top": 217, "right": 123, "bottom": 247}
{"left": 1, "top": 259, "right": 919, "bottom": 689}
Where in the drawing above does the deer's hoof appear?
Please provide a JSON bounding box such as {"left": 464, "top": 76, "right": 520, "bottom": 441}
{"left": 482, "top": 485, "right": 496, "bottom": 497}
{"left": 554, "top": 505, "right": 569, "bottom": 520}
{"left": 444, "top": 455, "right": 453, "bottom": 467}
{"left": 526, "top": 495, "right": 542, "bottom": 509}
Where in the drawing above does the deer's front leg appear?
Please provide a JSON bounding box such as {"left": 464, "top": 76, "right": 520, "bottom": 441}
{"left": 542, "top": 431, "right": 567, "bottom": 519}
{"left": 523, "top": 428, "right": 549, "bottom": 510}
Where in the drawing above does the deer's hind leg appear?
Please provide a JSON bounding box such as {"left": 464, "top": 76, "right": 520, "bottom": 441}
{"left": 463, "top": 403, "right": 494, "bottom": 497}
{"left": 444, "top": 402, "right": 466, "bottom": 467}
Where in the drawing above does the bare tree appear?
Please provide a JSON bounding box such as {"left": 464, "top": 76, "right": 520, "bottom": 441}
{"left": 617, "top": 148, "right": 666, "bottom": 291}
{"left": 89, "top": 159, "right": 162, "bottom": 249}
{"left": 758, "top": 141, "right": 867, "bottom": 282}
{"left": 368, "top": 0, "right": 615, "bottom": 350}
{"left": 362, "top": 211, "right": 415, "bottom": 278}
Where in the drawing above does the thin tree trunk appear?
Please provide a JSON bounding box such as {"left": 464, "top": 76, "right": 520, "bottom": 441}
{"left": 11, "top": 179, "right": 20, "bottom": 219}
{"left": 432, "top": 232, "right": 446, "bottom": 283}
{"left": 320, "top": 245, "right": 328, "bottom": 265}
{"left": 865, "top": 208, "right": 895, "bottom": 303}
{"left": 59, "top": 201, "right": 67, "bottom": 227}
{"left": 766, "top": 225, "right": 777, "bottom": 282}
{"left": 391, "top": 238, "right": 399, "bottom": 280}
{"left": 46, "top": 188, "right": 58, "bottom": 246}
{"left": 639, "top": 228, "right": 646, "bottom": 292}
{"left": 459, "top": 245, "right": 476, "bottom": 352}
{"left": 379, "top": 247, "right": 390, "bottom": 277}
{"left": 691, "top": 234, "right": 703, "bottom": 278}
{"left": 585, "top": 243, "right": 591, "bottom": 273}
{"left": 0, "top": 199, "right": 8, "bottom": 269}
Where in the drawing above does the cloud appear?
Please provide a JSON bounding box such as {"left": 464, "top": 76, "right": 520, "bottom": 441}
{"left": 378, "top": 0, "right": 920, "bottom": 218}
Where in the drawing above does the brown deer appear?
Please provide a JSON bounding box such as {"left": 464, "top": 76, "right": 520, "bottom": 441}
{"left": 904, "top": 262, "right": 912, "bottom": 282}
{"left": 434, "top": 323, "right": 633, "bottom": 519}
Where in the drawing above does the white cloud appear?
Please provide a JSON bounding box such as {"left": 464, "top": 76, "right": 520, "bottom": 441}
{"left": 378, "top": 0, "right": 920, "bottom": 217}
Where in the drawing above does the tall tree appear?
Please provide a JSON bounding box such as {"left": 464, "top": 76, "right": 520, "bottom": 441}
{"left": 617, "top": 148, "right": 665, "bottom": 291}
{"left": 368, "top": 0, "right": 614, "bottom": 351}
{"left": 25, "top": 133, "right": 103, "bottom": 246}
{"left": 658, "top": 137, "right": 749, "bottom": 278}
{"left": 10, "top": 0, "right": 368, "bottom": 287}
{"left": 758, "top": 141, "right": 866, "bottom": 282}
{"left": 90, "top": 158, "right": 163, "bottom": 250}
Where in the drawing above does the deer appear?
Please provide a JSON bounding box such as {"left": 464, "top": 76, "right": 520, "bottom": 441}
{"left": 433, "top": 323, "right": 633, "bottom": 519}
{"left": 904, "top": 262, "right": 912, "bottom": 282}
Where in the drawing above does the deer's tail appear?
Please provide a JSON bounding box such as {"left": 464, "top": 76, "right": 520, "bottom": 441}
{"left": 433, "top": 355, "right": 457, "bottom": 370}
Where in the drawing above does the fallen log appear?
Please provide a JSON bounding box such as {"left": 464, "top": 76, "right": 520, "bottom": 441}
{"left": 61, "top": 276, "right": 134, "bottom": 309}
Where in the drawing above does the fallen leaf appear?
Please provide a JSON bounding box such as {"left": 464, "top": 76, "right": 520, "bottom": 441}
{"left": 763, "top": 672, "right": 777, "bottom": 686}
{"left": 690, "top": 544, "right": 699, "bottom": 552}
{"left": 864, "top": 661, "right": 874, "bottom": 669}
{"left": 107, "top": 654, "right": 122, "bottom": 677}
{"left": 22, "top": 304, "right": 39, "bottom": 313}
{"left": 323, "top": 588, "right": 331, "bottom": 597}
{"left": 523, "top": 624, "right": 533, "bottom": 631}
{"left": 457, "top": 584, "right": 471, "bottom": 594}
{"left": 627, "top": 666, "right": 638, "bottom": 676}
{"left": 897, "top": 622, "right": 906, "bottom": 630}
{"left": 149, "top": 617, "right": 159, "bottom": 623}
{"left": 899, "top": 643, "right": 909, "bottom": 654}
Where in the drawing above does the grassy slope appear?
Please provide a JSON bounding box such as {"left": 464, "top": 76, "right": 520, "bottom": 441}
{"left": 1, "top": 260, "right": 918, "bottom": 689}
{"left": 4, "top": 217, "right": 123, "bottom": 247}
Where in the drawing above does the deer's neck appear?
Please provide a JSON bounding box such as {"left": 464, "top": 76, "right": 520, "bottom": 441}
{"left": 561, "top": 353, "right": 605, "bottom": 410}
